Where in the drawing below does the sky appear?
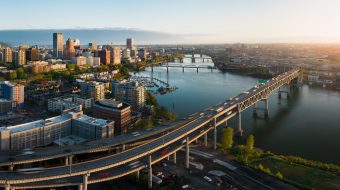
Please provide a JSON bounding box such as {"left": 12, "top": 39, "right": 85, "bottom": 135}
{"left": 2, "top": 0, "right": 340, "bottom": 43}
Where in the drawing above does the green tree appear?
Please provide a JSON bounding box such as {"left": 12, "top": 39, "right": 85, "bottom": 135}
{"left": 66, "top": 64, "right": 77, "bottom": 70}
{"left": 246, "top": 134, "right": 255, "bottom": 151}
{"left": 16, "top": 67, "right": 27, "bottom": 79}
{"left": 8, "top": 71, "right": 17, "bottom": 80}
{"left": 221, "top": 127, "right": 234, "bottom": 151}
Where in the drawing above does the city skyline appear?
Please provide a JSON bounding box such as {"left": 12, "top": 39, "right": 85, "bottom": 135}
{"left": 1, "top": 0, "right": 340, "bottom": 43}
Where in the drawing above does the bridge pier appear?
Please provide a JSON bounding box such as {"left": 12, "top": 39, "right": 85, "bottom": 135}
{"left": 122, "top": 144, "right": 126, "bottom": 151}
{"left": 186, "top": 137, "right": 190, "bottom": 169}
{"left": 237, "top": 111, "right": 243, "bottom": 137}
{"left": 264, "top": 98, "right": 269, "bottom": 118}
{"left": 151, "top": 65, "right": 153, "bottom": 72}
{"left": 4, "top": 185, "right": 10, "bottom": 190}
{"left": 82, "top": 173, "right": 90, "bottom": 190}
{"left": 166, "top": 66, "right": 169, "bottom": 73}
{"left": 196, "top": 67, "right": 199, "bottom": 73}
{"left": 182, "top": 67, "right": 184, "bottom": 72}
{"left": 192, "top": 58, "right": 195, "bottom": 63}
{"left": 213, "top": 117, "right": 217, "bottom": 149}
{"left": 78, "top": 184, "right": 83, "bottom": 190}
{"left": 203, "top": 58, "right": 205, "bottom": 62}
{"left": 204, "top": 132, "right": 208, "bottom": 147}
{"left": 173, "top": 152, "right": 177, "bottom": 164}
{"left": 9, "top": 164, "right": 14, "bottom": 171}
{"left": 136, "top": 170, "right": 140, "bottom": 181}
{"left": 148, "top": 155, "right": 153, "bottom": 189}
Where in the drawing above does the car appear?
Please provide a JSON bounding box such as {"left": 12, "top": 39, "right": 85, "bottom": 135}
{"left": 17, "top": 167, "right": 44, "bottom": 174}
{"left": 244, "top": 91, "right": 249, "bottom": 94}
{"left": 203, "top": 176, "right": 212, "bottom": 182}
{"left": 182, "top": 185, "right": 189, "bottom": 189}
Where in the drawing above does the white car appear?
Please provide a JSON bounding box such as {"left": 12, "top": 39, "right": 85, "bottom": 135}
{"left": 203, "top": 176, "right": 212, "bottom": 182}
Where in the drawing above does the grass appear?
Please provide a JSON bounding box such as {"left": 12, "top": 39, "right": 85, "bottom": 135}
{"left": 251, "top": 157, "right": 340, "bottom": 190}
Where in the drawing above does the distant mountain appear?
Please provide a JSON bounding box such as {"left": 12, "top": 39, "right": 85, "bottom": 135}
{"left": 0, "top": 28, "right": 186, "bottom": 46}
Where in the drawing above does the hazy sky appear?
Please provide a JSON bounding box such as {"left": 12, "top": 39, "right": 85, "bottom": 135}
{"left": 2, "top": 0, "right": 340, "bottom": 43}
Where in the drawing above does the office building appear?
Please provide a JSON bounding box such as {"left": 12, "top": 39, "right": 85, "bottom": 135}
{"left": 64, "top": 38, "right": 75, "bottom": 60}
{"left": 93, "top": 99, "right": 131, "bottom": 135}
{"left": 0, "top": 110, "right": 114, "bottom": 150}
{"left": 72, "top": 56, "right": 87, "bottom": 66}
{"left": 0, "top": 81, "right": 24, "bottom": 111}
{"left": 0, "top": 99, "right": 16, "bottom": 116}
{"left": 71, "top": 114, "right": 114, "bottom": 140}
{"left": 112, "top": 80, "right": 146, "bottom": 111}
{"left": 12, "top": 49, "right": 26, "bottom": 67}
{"left": 138, "top": 48, "right": 148, "bottom": 61}
{"left": 53, "top": 32, "right": 63, "bottom": 59}
{"left": 48, "top": 96, "right": 82, "bottom": 113}
{"left": 25, "top": 47, "right": 39, "bottom": 61}
{"left": 98, "top": 49, "right": 110, "bottom": 65}
{"left": 110, "top": 46, "right": 121, "bottom": 64}
{"left": 126, "top": 38, "right": 135, "bottom": 49}
{"left": 122, "top": 48, "right": 131, "bottom": 59}
{"left": 79, "top": 81, "right": 105, "bottom": 101}
{"left": 3, "top": 47, "right": 12, "bottom": 63}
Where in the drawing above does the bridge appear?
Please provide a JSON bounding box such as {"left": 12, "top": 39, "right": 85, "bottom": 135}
{"left": 0, "top": 69, "right": 301, "bottom": 190}
{"left": 152, "top": 63, "right": 217, "bottom": 73}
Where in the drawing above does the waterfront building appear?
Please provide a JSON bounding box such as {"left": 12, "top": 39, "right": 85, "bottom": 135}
{"left": 79, "top": 81, "right": 105, "bottom": 101}
{"left": 112, "top": 80, "right": 146, "bottom": 111}
{"left": 12, "top": 49, "right": 26, "bottom": 67}
{"left": 3, "top": 47, "right": 12, "bottom": 63}
{"left": 0, "top": 81, "right": 24, "bottom": 111}
{"left": 98, "top": 49, "right": 110, "bottom": 65}
{"left": 53, "top": 32, "right": 63, "bottom": 59}
{"left": 93, "top": 99, "right": 131, "bottom": 135}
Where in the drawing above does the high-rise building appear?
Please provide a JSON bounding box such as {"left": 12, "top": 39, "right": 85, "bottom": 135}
{"left": 89, "top": 42, "right": 97, "bottom": 50}
{"left": 126, "top": 38, "right": 135, "bottom": 49}
{"left": 64, "top": 38, "right": 75, "bottom": 60}
{"left": 0, "top": 81, "right": 24, "bottom": 111}
{"left": 98, "top": 49, "right": 110, "bottom": 65}
{"left": 112, "top": 80, "right": 146, "bottom": 111}
{"left": 110, "top": 46, "right": 121, "bottom": 64}
{"left": 12, "top": 50, "right": 26, "bottom": 67}
{"left": 93, "top": 99, "right": 131, "bottom": 135}
{"left": 25, "top": 47, "right": 39, "bottom": 61}
{"left": 53, "top": 32, "right": 63, "bottom": 59}
{"left": 3, "top": 47, "right": 12, "bottom": 63}
{"left": 79, "top": 81, "right": 105, "bottom": 101}
{"left": 138, "top": 48, "right": 148, "bottom": 61}
{"left": 122, "top": 48, "right": 131, "bottom": 59}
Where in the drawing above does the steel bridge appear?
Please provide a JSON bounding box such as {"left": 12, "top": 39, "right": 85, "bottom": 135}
{"left": 152, "top": 63, "right": 217, "bottom": 72}
{"left": 0, "top": 68, "right": 301, "bottom": 190}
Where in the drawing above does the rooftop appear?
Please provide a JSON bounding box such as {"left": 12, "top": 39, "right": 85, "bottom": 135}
{"left": 74, "top": 114, "right": 108, "bottom": 126}
{"left": 94, "top": 99, "right": 130, "bottom": 110}
{"left": 53, "top": 135, "right": 86, "bottom": 146}
{"left": 3, "top": 114, "right": 72, "bottom": 133}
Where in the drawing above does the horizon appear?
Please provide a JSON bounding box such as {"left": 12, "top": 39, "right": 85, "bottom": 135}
{"left": 2, "top": 0, "right": 340, "bottom": 44}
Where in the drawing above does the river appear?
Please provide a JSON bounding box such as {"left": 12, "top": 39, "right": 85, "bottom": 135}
{"left": 135, "top": 55, "right": 340, "bottom": 165}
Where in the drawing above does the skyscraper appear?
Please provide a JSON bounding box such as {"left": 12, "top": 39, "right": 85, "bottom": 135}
{"left": 64, "top": 38, "right": 75, "bottom": 60}
{"left": 126, "top": 38, "right": 135, "bottom": 49}
{"left": 25, "top": 47, "right": 39, "bottom": 61}
{"left": 98, "top": 49, "right": 110, "bottom": 65}
{"left": 53, "top": 32, "right": 63, "bottom": 59}
{"left": 12, "top": 49, "right": 26, "bottom": 67}
{"left": 110, "top": 46, "right": 121, "bottom": 64}
{"left": 3, "top": 47, "right": 12, "bottom": 63}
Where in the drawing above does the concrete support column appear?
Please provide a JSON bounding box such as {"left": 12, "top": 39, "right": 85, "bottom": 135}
{"left": 65, "top": 156, "right": 69, "bottom": 166}
{"left": 9, "top": 164, "right": 14, "bottom": 171}
{"left": 167, "top": 156, "right": 170, "bottom": 161}
{"left": 136, "top": 170, "right": 140, "bottom": 181}
{"left": 264, "top": 98, "right": 269, "bottom": 118}
{"left": 196, "top": 67, "right": 199, "bottom": 72}
{"left": 237, "top": 112, "right": 243, "bottom": 137}
{"left": 166, "top": 66, "right": 169, "bottom": 73}
{"left": 204, "top": 133, "right": 208, "bottom": 147}
{"left": 185, "top": 137, "right": 190, "bottom": 169}
{"left": 78, "top": 184, "right": 83, "bottom": 190}
{"left": 173, "top": 152, "right": 177, "bottom": 164}
{"left": 148, "top": 155, "right": 153, "bottom": 189}
{"left": 4, "top": 185, "right": 10, "bottom": 190}
{"left": 213, "top": 118, "right": 217, "bottom": 150}
{"left": 122, "top": 144, "right": 126, "bottom": 151}
{"left": 182, "top": 67, "right": 184, "bottom": 72}
{"left": 82, "top": 173, "right": 89, "bottom": 190}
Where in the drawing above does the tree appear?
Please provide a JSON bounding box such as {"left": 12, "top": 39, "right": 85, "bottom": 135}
{"left": 8, "top": 71, "right": 17, "bottom": 80}
{"left": 16, "top": 67, "right": 27, "bottom": 79}
{"left": 275, "top": 171, "right": 284, "bottom": 179}
{"left": 246, "top": 134, "right": 255, "bottom": 151}
{"left": 221, "top": 127, "right": 233, "bottom": 151}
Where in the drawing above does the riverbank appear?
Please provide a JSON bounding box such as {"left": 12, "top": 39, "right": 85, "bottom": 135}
{"left": 225, "top": 137, "right": 340, "bottom": 190}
